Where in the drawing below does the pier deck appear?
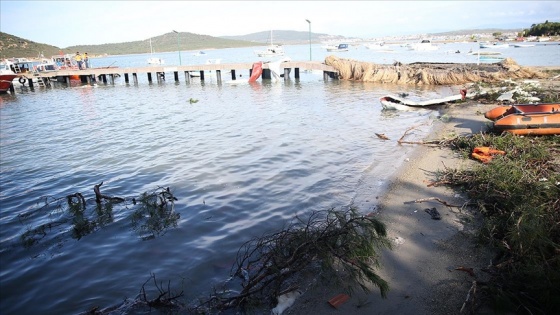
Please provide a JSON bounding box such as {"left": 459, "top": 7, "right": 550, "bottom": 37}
{"left": 19, "top": 61, "right": 339, "bottom": 87}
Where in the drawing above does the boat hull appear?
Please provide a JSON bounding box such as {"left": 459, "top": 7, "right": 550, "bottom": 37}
{"left": 486, "top": 103, "right": 560, "bottom": 135}
{"left": 485, "top": 103, "right": 560, "bottom": 121}
{"left": 0, "top": 74, "right": 18, "bottom": 93}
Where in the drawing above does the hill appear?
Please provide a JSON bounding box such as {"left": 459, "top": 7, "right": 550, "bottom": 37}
{"left": 219, "top": 30, "right": 355, "bottom": 45}
{"left": 1, "top": 28, "right": 519, "bottom": 59}
{"left": 0, "top": 31, "right": 259, "bottom": 59}
{"left": 429, "top": 28, "right": 522, "bottom": 36}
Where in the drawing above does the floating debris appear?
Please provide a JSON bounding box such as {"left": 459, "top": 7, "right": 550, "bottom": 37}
{"left": 325, "top": 56, "right": 546, "bottom": 85}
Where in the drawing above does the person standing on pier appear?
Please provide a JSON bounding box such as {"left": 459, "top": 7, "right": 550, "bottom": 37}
{"left": 75, "top": 52, "right": 83, "bottom": 70}
{"left": 83, "top": 53, "right": 90, "bottom": 68}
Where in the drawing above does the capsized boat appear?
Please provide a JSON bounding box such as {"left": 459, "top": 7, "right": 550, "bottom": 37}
{"left": 484, "top": 103, "right": 560, "bottom": 135}
{"left": 380, "top": 90, "right": 471, "bottom": 110}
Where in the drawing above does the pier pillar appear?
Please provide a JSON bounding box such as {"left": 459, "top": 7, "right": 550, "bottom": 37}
{"left": 174, "top": 71, "right": 179, "bottom": 82}
{"left": 262, "top": 69, "right": 271, "bottom": 80}
{"left": 284, "top": 68, "right": 290, "bottom": 80}
{"left": 200, "top": 71, "right": 205, "bottom": 81}
{"left": 124, "top": 73, "right": 129, "bottom": 83}
{"left": 101, "top": 75, "right": 107, "bottom": 84}
{"left": 133, "top": 73, "right": 138, "bottom": 85}
{"left": 86, "top": 75, "right": 91, "bottom": 84}
{"left": 231, "top": 69, "right": 236, "bottom": 80}
{"left": 295, "top": 68, "right": 300, "bottom": 79}
{"left": 9, "top": 83, "right": 14, "bottom": 94}
{"left": 147, "top": 73, "right": 152, "bottom": 83}
{"left": 184, "top": 72, "right": 190, "bottom": 84}
{"left": 216, "top": 70, "right": 222, "bottom": 84}
{"left": 65, "top": 76, "right": 70, "bottom": 85}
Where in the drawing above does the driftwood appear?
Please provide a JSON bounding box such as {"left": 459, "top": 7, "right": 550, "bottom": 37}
{"left": 94, "top": 181, "right": 125, "bottom": 204}
{"left": 325, "top": 56, "right": 546, "bottom": 85}
{"left": 405, "top": 197, "right": 460, "bottom": 208}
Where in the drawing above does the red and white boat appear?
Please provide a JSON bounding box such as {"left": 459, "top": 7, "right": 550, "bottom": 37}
{"left": 0, "top": 61, "right": 19, "bottom": 94}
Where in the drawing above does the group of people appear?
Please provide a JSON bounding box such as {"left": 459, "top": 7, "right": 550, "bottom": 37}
{"left": 74, "top": 52, "right": 90, "bottom": 69}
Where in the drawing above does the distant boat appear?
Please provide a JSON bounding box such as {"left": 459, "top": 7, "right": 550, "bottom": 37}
{"left": 467, "top": 50, "right": 502, "bottom": 56}
{"left": 193, "top": 51, "right": 206, "bottom": 56}
{"left": 537, "top": 36, "right": 550, "bottom": 42}
{"left": 326, "top": 43, "right": 349, "bottom": 52}
{"left": 254, "top": 30, "right": 284, "bottom": 57}
{"left": 480, "top": 42, "right": 509, "bottom": 49}
{"left": 512, "top": 44, "right": 535, "bottom": 48}
{"left": 147, "top": 38, "right": 165, "bottom": 65}
{"left": 407, "top": 39, "right": 438, "bottom": 51}
{"left": 364, "top": 42, "right": 385, "bottom": 50}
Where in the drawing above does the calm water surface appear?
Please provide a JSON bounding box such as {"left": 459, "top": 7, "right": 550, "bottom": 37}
{"left": 0, "top": 43, "right": 557, "bottom": 314}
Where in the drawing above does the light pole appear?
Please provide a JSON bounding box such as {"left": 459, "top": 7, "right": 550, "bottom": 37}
{"left": 173, "top": 30, "right": 182, "bottom": 65}
{"left": 305, "top": 19, "right": 312, "bottom": 61}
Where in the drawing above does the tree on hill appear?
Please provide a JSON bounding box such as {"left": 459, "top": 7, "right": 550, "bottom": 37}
{"left": 524, "top": 21, "right": 560, "bottom": 36}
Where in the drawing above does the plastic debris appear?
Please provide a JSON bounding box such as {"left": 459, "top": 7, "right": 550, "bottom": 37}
{"left": 328, "top": 293, "right": 350, "bottom": 309}
{"left": 471, "top": 146, "right": 506, "bottom": 164}
{"left": 271, "top": 290, "right": 302, "bottom": 315}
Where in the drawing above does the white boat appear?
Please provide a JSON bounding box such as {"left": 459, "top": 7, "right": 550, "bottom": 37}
{"left": 326, "top": 43, "right": 349, "bottom": 52}
{"left": 380, "top": 92, "right": 473, "bottom": 111}
{"left": 512, "top": 44, "right": 535, "bottom": 48}
{"left": 147, "top": 38, "right": 165, "bottom": 65}
{"left": 467, "top": 50, "right": 502, "bottom": 56}
{"left": 255, "top": 30, "right": 284, "bottom": 57}
{"left": 407, "top": 39, "right": 438, "bottom": 51}
{"left": 478, "top": 55, "right": 506, "bottom": 63}
{"left": 479, "top": 42, "right": 509, "bottom": 49}
{"left": 537, "top": 36, "right": 550, "bottom": 42}
{"left": 265, "top": 57, "right": 292, "bottom": 82}
{"left": 364, "top": 42, "right": 385, "bottom": 50}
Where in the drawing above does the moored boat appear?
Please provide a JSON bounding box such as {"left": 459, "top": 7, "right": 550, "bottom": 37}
{"left": 484, "top": 103, "right": 560, "bottom": 135}
{"left": 255, "top": 30, "right": 284, "bottom": 57}
{"left": 407, "top": 39, "right": 438, "bottom": 51}
{"left": 0, "top": 62, "right": 20, "bottom": 93}
{"left": 480, "top": 42, "right": 509, "bottom": 49}
{"left": 326, "top": 43, "right": 349, "bottom": 52}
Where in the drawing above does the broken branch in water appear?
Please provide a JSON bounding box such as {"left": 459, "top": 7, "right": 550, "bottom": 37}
{"left": 93, "top": 181, "right": 125, "bottom": 204}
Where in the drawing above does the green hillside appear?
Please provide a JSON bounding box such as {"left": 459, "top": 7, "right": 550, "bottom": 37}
{"left": 0, "top": 31, "right": 259, "bottom": 59}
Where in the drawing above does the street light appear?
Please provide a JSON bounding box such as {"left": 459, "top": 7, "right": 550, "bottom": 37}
{"left": 173, "top": 30, "right": 182, "bottom": 65}
{"left": 305, "top": 19, "right": 311, "bottom": 61}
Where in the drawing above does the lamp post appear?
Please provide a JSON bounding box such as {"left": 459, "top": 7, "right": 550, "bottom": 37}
{"left": 173, "top": 30, "right": 182, "bottom": 65}
{"left": 305, "top": 19, "right": 311, "bottom": 61}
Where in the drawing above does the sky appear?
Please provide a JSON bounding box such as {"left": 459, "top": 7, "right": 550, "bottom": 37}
{"left": 1, "top": 1, "right": 558, "bottom": 48}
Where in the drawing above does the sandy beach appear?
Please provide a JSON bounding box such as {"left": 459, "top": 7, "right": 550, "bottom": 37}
{"left": 286, "top": 96, "right": 510, "bottom": 314}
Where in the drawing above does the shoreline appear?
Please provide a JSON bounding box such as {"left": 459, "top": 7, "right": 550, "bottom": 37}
{"left": 289, "top": 98, "right": 500, "bottom": 314}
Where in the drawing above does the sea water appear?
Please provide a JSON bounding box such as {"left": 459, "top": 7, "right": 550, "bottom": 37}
{"left": 0, "top": 42, "right": 557, "bottom": 314}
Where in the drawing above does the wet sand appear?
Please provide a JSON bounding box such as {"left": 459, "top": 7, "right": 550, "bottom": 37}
{"left": 287, "top": 98, "right": 500, "bottom": 315}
